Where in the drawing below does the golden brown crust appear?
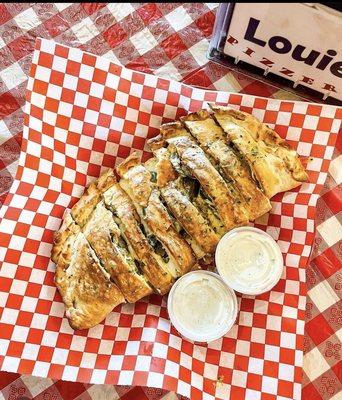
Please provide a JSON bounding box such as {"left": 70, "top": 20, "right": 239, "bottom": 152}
{"left": 71, "top": 169, "right": 116, "bottom": 228}
{"left": 116, "top": 152, "right": 141, "bottom": 177}
{"left": 161, "top": 181, "right": 219, "bottom": 254}
{"left": 97, "top": 168, "right": 118, "bottom": 192}
{"left": 103, "top": 183, "right": 174, "bottom": 294}
{"left": 53, "top": 214, "right": 125, "bottom": 330}
{"left": 160, "top": 121, "right": 192, "bottom": 140}
{"left": 120, "top": 164, "right": 153, "bottom": 208}
{"left": 152, "top": 147, "right": 178, "bottom": 188}
{"left": 145, "top": 189, "right": 196, "bottom": 274}
{"left": 119, "top": 162, "right": 196, "bottom": 276}
{"left": 165, "top": 136, "right": 249, "bottom": 230}
{"left": 181, "top": 110, "right": 271, "bottom": 220}
{"left": 150, "top": 129, "right": 228, "bottom": 238}
{"left": 238, "top": 111, "right": 308, "bottom": 182}
{"left": 192, "top": 190, "right": 226, "bottom": 237}
{"left": 211, "top": 105, "right": 308, "bottom": 198}
{"left": 145, "top": 151, "right": 207, "bottom": 259}
{"left": 83, "top": 201, "right": 153, "bottom": 303}
{"left": 51, "top": 211, "right": 77, "bottom": 264}
{"left": 71, "top": 183, "right": 99, "bottom": 228}
{"left": 180, "top": 109, "right": 211, "bottom": 123}
{"left": 147, "top": 134, "right": 166, "bottom": 151}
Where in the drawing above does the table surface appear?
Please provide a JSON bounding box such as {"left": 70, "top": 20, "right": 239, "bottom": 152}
{"left": 0, "top": 3, "right": 341, "bottom": 400}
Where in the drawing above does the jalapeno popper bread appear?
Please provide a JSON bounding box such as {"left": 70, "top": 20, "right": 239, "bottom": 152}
{"left": 52, "top": 212, "right": 125, "bottom": 330}
{"left": 52, "top": 105, "right": 308, "bottom": 330}
{"left": 180, "top": 110, "right": 271, "bottom": 220}
{"left": 117, "top": 153, "right": 196, "bottom": 277}
{"left": 102, "top": 181, "right": 174, "bottom": 295}
{"left": 210, "top": 105, "right": 308, "bottom": 198}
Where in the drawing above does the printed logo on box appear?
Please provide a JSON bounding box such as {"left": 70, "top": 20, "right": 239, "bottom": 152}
{"left": 223, "top": 4, "right": 342, "bottom": 101}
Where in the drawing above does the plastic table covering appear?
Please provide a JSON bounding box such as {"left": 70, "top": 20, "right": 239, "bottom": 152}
{"left": 0, "top": 3, "right": 341, "bottom": 400}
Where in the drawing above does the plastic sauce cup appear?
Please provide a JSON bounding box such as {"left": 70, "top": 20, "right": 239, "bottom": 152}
{"left": 215, "top": 227, "right": 284, "bottom": 296}
{"left": 167, "top": 270, "right": 238, "bottom": 343}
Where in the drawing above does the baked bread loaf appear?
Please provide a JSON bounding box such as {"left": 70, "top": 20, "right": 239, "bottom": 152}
{"left": 52, "top": 212, "right": 125, "bottom": 330}
{"left": 52, "top": 106, "right": 308, "bottom": 330}
{"left": 210, "top": 105, "right": 308, "bottom": 198}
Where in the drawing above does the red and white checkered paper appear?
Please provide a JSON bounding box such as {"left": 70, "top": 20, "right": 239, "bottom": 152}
{"left": 0, "top": 38, "right": 340, "bottom": 400}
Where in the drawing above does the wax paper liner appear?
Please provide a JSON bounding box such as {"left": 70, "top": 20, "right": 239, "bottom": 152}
{"left": 0, "top": 38, "right": 340, "bottom": 400}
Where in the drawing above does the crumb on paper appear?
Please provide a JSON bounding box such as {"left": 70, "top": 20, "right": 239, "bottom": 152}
{"left": 213, "top": 375, "right": 225, "bottom": 388}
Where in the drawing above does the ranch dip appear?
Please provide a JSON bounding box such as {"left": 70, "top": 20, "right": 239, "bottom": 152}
{"left": 215, "top": 227, "right": 283, "bottom": 295}
{"left": 167, "top": 271, "right": 237, "bottom": 342}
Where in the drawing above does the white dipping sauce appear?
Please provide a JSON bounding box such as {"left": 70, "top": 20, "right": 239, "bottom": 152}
{"left": 167, "top": 271, "right": 237, "bottom": 342}
{"left": 215, "top": 227, "right": 283, "bottom": 295}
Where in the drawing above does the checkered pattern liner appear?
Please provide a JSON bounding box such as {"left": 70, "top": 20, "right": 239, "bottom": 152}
{"left": 301, "top": 134, "right": 342, "bottom": 400}
{"left": 0, "top": 370, "right": 179, "bottom": 400}
{"left": 0, "top": 38, "right": 340, "bottom": 400}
